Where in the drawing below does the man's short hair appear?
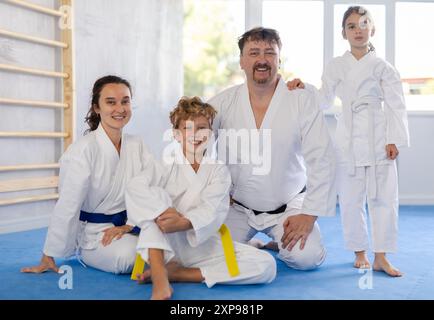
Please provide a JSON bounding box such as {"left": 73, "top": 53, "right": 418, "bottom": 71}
{"left": 238, "top": 27, "right": 282, "bottom": 54}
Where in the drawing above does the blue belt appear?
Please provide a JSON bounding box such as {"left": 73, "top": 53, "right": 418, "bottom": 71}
{"left": 79, "top": 210, "right": 140, "bottom": 234}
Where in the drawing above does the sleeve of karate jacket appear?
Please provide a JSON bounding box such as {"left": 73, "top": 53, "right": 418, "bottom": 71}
{"left": 125, "top": 140, "right": 169, "bottom": 227}
{"left": 125, "top": 159, "right": 172, "bottom": 227}
{"left": 297, "top": 90, "right": 337, "bottom": 217}
{"left": 186, "top": 164, "right": 232, "bottom": 247}
{"left": 381, "top": 62, "right": 410, "bottom": 148}
{"left": 43, "top": 145, "right": 91, "bottom": 258}
{"left": 125, "top": 159, "right": 176, "bottom": 263}
{"left": 304, "top": 60, "right": 339, "bottom": 111}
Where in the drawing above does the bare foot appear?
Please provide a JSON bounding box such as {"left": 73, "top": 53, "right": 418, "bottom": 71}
{"left": 137, "top": 261, "right": 186, "bottom": 284}
{"left": 373, "top": 254, "right": 402, "bottom": 277}
{"left": 136, "top": 268, "right": 152, "bottom": 284}
{"left": 150, "top": 268, "right": 173, "bottom": 300}
{"left": 354, "top": 251, "right": 371, "bottom": 269}
{"left": 248, "top": 239, "right": 279, "bottom": 251}
{"left": 151, "top": 279, "right": 173, "bottom": 300}
{"left": 248, "top": 238, "right": 266, "bottom": 249}
{"left": 21, "top": 254, "right": 59, "bottom": 274}
{"left": 265, "top": 241, "right": 279, "bottom": 251}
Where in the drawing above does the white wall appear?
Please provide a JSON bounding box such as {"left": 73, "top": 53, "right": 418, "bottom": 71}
{"left": 397, "top": 113, "right": 434, "bottom": 205}
{"left": 73, "top": 0, "right": 183, "bottom": 156}
{"left": 0, "top": 0, "right": 62, "bottom": 234}
{"left": 0, "top": 0, "right": 183, "bottom": 234}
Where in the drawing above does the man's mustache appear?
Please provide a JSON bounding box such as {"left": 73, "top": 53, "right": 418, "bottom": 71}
{"left": 253, "top": 63, "right": 271, "bottom": 71}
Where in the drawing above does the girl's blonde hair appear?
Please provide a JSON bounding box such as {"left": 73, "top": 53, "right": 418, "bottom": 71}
{"left": 169, "top": 96, "right": 217, "bottom": 129}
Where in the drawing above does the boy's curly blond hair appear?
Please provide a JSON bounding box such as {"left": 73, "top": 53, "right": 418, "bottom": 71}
{"left": 170, "top": 96, "right": 217, "bottom": 129}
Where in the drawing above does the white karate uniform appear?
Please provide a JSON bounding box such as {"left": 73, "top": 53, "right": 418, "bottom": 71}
{"left": 315, "top": 50, "right": 410, "bottom": 252}
{"left": 43, "top": 124, "right": 154, "bottom": 274}
{"left": 208, "top": 77, "right": 336, "bottom": 270}
{"left": 125, "top": 144, "right": 276, "bottom": 287}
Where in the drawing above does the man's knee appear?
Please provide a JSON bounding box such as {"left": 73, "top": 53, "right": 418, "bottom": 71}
{"left": 278, "top": 243, "right": 326, "bottom": 271}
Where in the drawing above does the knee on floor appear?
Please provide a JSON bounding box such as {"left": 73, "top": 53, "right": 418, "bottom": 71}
{"left": 279, "top": 245, "right": 326, "bottom": 271}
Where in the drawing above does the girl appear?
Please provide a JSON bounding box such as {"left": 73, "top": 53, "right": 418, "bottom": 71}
{"left": 22, "top": 75, "right": 156, "bottom": 274}
{"left": 288, "top": 6, "right": 410, "bottom": 277}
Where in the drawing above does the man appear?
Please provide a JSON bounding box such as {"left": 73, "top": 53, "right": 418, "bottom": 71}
{"left": 208, "top": 27, "right": 336, "bottom": 270}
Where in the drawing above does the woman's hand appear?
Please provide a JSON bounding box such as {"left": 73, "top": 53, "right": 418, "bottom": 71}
{"left": 386, "top": 144, "right": 399, "bottom": 160}
{"left": 21, "top": 254, "right": 59, "bottom": 273}
{"left": 101, "top": 225, "right": 133, "bottom": 246}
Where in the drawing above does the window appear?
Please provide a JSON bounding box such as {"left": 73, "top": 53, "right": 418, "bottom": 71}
{"left": 396, "top": 2, "right": 434, "bottom": 111}
{"left": 263, "top": 1, "right": 324, "bottom": 87}
{"left": 183, "top": 0, "right": 245, "bottom": 99}
{"left": 183, "top": 0, "right": 434, "bottom": 111}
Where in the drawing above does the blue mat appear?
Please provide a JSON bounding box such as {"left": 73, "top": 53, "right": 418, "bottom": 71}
{"left": 1, "top": 206, "right": 433, "bottom": 300}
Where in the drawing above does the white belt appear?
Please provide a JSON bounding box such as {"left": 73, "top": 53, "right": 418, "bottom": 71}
{"left": 344, "top": 96, "right": 382, "bottom": 199}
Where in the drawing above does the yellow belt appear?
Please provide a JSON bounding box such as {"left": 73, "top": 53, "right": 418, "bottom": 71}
{"left": 130, "top": 253, "right": 146, "bottom": 281}
{"left": 218, "top": 224, "right": 240, "bottom": 277}
{"left": 130, "top": 224, "right": 239, "bottom": 280}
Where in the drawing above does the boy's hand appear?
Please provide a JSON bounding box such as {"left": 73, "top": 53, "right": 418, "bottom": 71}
{"left": 156, "top": 208, "right": 192, "bottom": 233}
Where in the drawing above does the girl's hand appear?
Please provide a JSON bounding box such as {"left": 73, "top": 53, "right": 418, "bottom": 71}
{"left": 101, "top": 225, "right": 133, "bottom": 246}
{"left": 386, "top": 144, "right": 399, "bottom": 160}
{"left": 21, "top": 254, "right": 59, "bottom": 273}
{"left": 286, "top": 78, "right": 305, "bottom": 90}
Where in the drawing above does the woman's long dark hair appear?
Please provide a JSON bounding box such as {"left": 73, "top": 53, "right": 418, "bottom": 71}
{"left": 84, "top": 75, "right": 132, "bottom": 134}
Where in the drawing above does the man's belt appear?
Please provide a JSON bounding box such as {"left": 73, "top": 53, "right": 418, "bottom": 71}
{"left": 232, "top": 186, "right": 306, "bottom": 215}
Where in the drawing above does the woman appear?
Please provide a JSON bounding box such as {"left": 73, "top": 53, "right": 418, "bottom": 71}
{"left": 22, "top": 75, "right": 157, "bottom": 274}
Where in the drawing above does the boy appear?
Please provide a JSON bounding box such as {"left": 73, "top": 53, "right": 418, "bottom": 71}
{"left": 125, "top": 97, "right": 276, "bottom": 300}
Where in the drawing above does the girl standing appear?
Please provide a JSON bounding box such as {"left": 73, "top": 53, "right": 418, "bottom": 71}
{"left": 288, "top": 6, "right": 410, "bottom": 276}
